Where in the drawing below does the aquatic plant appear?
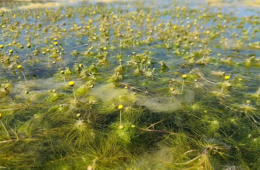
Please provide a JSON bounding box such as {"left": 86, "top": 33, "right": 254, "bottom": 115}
{"left": 0, "top": 0, "right": 260, "bottom": 169}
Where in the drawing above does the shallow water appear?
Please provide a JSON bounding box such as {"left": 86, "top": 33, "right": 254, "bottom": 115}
{"left": 1, "top": 0, "right": 260, "bottom": 169}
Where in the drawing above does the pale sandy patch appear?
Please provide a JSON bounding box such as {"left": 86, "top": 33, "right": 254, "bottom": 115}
{"left": 207, "top": 0, "right": 260, "bottom": 7}
{"left": 18, "top": 2, "right": 61, "bottom": 10}
{"left": 0, "top": 7, "right": 10, "bottom": 12}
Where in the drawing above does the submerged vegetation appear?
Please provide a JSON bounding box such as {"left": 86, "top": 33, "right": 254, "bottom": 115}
{"left": 1, "top": 0, "right": 260, "bottom": 169}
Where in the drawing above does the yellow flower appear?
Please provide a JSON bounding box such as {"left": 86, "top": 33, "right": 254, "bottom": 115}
{"left": 0, "top": 45, "right": 3, "bottom": 48}
{"left": 0, "top": 113, "right": 2, "bottom": 119}
{"left": 68, "top": 81, "right": 75, "bottom": 87}
{"left": 103, "top": 47, "right": 107, "bottom": 51}
{"left": 118, "top": 104, "right": 123, "bottom": 110}
{"left": 54, "top": 42, "right": 58, "bottom": 46}
{"left": 170, "top": 87, "right": 174, "bottom": 91}
{"left": 119, "top": 125, "right": 124, "bottom": 129}
{"left": 87, "top": 165, "right": 93, "bottom": 170}
{"left": 224, "top": 75, "right": 230, "bottom": 80}
{"left": 182, "top": 74, "right": 188, "bottom": 79}
{"left": 17, "top": 65, "right": 22, "bottom": 69}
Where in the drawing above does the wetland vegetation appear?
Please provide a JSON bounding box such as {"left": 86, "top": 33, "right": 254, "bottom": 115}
{"left": 1, "top": 0, "right": 260, "bottom": 169}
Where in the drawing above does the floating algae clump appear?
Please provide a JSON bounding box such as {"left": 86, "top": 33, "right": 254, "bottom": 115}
{"left": 136, "top": 89, "right": 195, "bottom": 113}
{"left": 90, "top": 83, "right": 137, "bottom": 103}
{"left": 1, "top": 0, "right": 260, "bottom": 169}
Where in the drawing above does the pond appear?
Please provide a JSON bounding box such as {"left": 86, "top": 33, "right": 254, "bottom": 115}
{"left": 0, "top": 0, "right": 260, "bottom": 169}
